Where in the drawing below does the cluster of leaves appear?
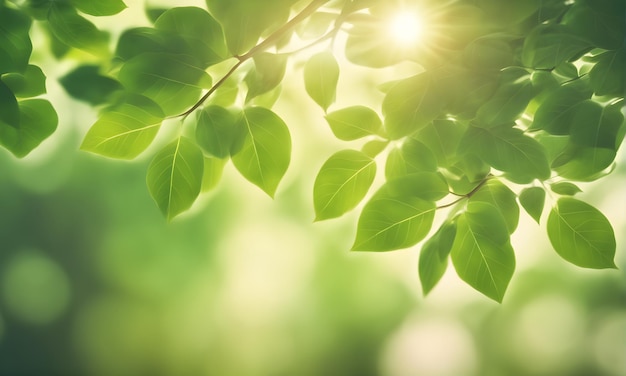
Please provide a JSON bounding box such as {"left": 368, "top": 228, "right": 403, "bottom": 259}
{"left": 3, "top": 0, "right": 625, "bottom": 301}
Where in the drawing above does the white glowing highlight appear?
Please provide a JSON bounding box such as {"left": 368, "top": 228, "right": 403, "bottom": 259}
{"left": 389, "top": 12, "right": 423, "bottom": 45}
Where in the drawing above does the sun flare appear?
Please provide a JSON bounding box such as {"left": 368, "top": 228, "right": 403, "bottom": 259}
{"left": 389, "top": 12, "right": 423, "bottom": 45}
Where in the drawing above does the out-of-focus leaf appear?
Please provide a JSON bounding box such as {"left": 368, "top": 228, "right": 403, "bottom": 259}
{"left": 60, "top": 65, "right": 122, "bottom": 105}
{"left": 1, "top": 65, "right": 46, "bottom": 98}
{"left": 417, "top": 119, "right": 466, "bottom": 167}
{"left": 563, "top": 0, "right": 625, "bottom": 50}
{"left": 231, "top": 107, "right": 291, "bottom": 197}
{"left": 81, "top": 94, "right": 164, "bottom": 159}
{"left": 419, "top": 221, "right": 456, "bottom": 295}
{"left": 547, "top": 197, "right": 616, "bottom": 268}
{"left": 245, "top": 53, "right": 288, "bottom": 101}
{"left": 201, "top": 156, "right": 226, "bottom": 192}
{"left": 0, "top": 6, "right": 32, "bottom": 74}
{"left": 0, "top": 80, "right": 20, "bottom": 128}
{"left": 47, "top": 3, "right": 109, "bottom": 56}
{"left": 146, "top": 137, "right": 204, "bottom": 220}
{"left": 589, "top": 49, "right": 625, "bottom": 96}
{"left": 313, "top": 149, "right": 376, "bottom": 220}
{"left": 0, "top": 99, "right": 58, "bottom": 158}
{"left": 195, "top": 105, "right": 239, "bottom": 159}
{"left": 518, "top": 186, "right": 545, "bottom": 223}
{"left": 550, "top": 182, "right": 582, "bottom": 196}
{"left": 324, "top": 106, "right": 383, "bottom": 140}
{"left": 304, "top": 51, "right": 339, "bottom": 112}
{"left": 70, "top": 0, "right": 127, "bottom": 16}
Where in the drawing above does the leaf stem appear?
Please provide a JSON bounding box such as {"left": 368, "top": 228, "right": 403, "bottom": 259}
{"left": 437, "top": 174, "right": 492, "bottom": 210}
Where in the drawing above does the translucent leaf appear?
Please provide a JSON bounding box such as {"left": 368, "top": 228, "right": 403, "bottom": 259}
{"left": 419, "top": 221, "right": 456, "bottom": 295}
{"left": 245, "top": 53, "right": 288, "bottom": 101}
{"left": 518, "top": 186, "right": 545, "bottom": 223}
{"left": 451, "top": 202, "right": 515, "bottom": 302}
{"left": 47, "top": 3, "right": 109, "bottom": 56}
{"left": 1, "top": 65, "right": 46, "bottom": 98}
{"left": 476, "top": 67, "right": 532, "bottom": 126}
{"left": 461, "top": 125, "right": 551, "bottom": 183}
{"left": 146, "top": 137, "right": 204, "bottom": 220}
{"left": 59, "top": 65, "right": 122, "bottom": 105}
{"left": 385, "top": 139, "right": 438, "bottom": 180}
{"left": 115, "top": 27, "right": 191, "bottom": 62}
{"left": 313, "top": 149, "right": 376, "bottom": 221}
{"left": 532, "top": 83, "right": 592, "bottom": 135}
{"left": 0, "top": 99, "right": 57, "bottom": 157}
{"left": 352, "top": 185, "right": 436, "bottom": 252}
{"left": 231, "top": 107, "right": 291, "bottom": 197}
{"left": 550, "top": 182, "right": 582, "bottom": 196}
{"left": 324, "top": 106, "right": 383, "bottom": 141}
{"left": 470, "top": 179, "right": 519, "bottom": 233}
{"left": 0, "top": 80, "right": 19, "bottom": 128}
{"left": 463, "top": 34, "right": 514, "bottom": 72}
{"left": 201, "top": 157, "right": 226, "bottom": 192}
{"left": 385, "top": 172, "right": 449, "bottom": 202}
{"left": 547, "top": 197, "right": 616, "bottom": 269}
{"left": 554, "top": 145, "right": 616, "bottom": 182}
{"left": 297, "top": 11, "right": 336, "bottom": 39}
{"left": 361, "top": 139, "right": 388, "bottom": 158}
{"left": 417, "top": 119, "right": 466, "bottom": 168}
{"left": 589, "top": 49, "right": 625, "bottom": 97}
{"left": 569, "top": 100, "right": 623, "bottom": 150}
{"left": 118, "top": 53, "right": 212, "bottom": 115}
{"left": 70, "top": 0, "right": 127, "bottom": 16}
{"left": 383, "top": 72, "right": 446, "bottom": 139}
{"left": 195, "top": 105, "right": 238, "bottom": 159}
{"left": 0, "top": 6, "right": 32, "bottom": 74}
{"left": 81, "top": 94, "right": 164, "bottom": 159}
{"left": 304, "top": 51, "right": 339, "bottom": 112}
{"left": 522, "top": 24, "right": 591, "bottom": 69}
{"left": 154, "top": 6, "right": 227, "bottom": 67}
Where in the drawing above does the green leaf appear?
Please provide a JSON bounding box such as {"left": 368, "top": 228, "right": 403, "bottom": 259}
{"left": 146, "top": 137, "right": 204, "bottom": 220}
{"left": 532, "top": 83, "right": 592, "bottom": 135}
{"left": 553, "top": 145, "right": 616, "bottom": 181}
{"left": 47, "top": 3, "right": 109, "bottom": 56}
{"left": 518, "top": 186, "right": 545, "bottom": 223}
{"left": 385, "top": 172, "right": 449, "bottom": 202}
{"left": 195, "top": 105, "right": 239, "bottom": 159}
{"left": 476, "top": 68, "right": 532, "bottom": 126}
{"left": 118, "top": 53, "right": 212, "bottom": 115}
{"left": 0, "top": 80, "right": 20, "bottom": 128}
{"left": 0, "top": 6, "right": 32, "bottom": 74}
{"left": 589, "top": 49, "right": 626, "bottom": 97}
{"left": 0, "top": 99, "right": 57, "bottom": 157}
{"left": 550, "top": 182, "right": 582, "bottom": 196}
{"left": 569, "top": 100, "right": 624, "bottom": 150}
{"left": 382, "top": 72, "right": 446, "bottom": 139}
{"left": 245, "top": 53, "right": 288, "bottom": 101}
{"left": 547, "top": 197, "right": 616, "bottom": 269}
{"left": 324, "top": 106, "right": 383, "bottom": 141}
{"left": 461, "top": 125, "right": 551, "bottom": 183}
{"left": 470, "top": 179, "right": 519, "bottom": 233}
{"left": 297, "top": 11, "right": 336, "bottom": 39}
{"left": 385, "top": 139, "right": 438, "bottom": 180}
{"left": 70, "top": 0, "right": 127, "bottom": 16}
{"left": 417, "top": 119, "right": 466, "bottom": 167}
{"left": 361, "top": 139, "right": 388, "bottom": 158}
{"left": 115, "top": 27, "right": 191, "bottom": 62}
{"left": 1, "top": 65, "right": 46, "bottom": 98}
{"left": 201, "top": 156, "right": 226, "bottom": 192}
{"left": 231, "top": 107, "right": 291, "bottom": 197}
{"left": 154, "top": 6, "right": 227, "bottom": 67}
{"left": 313, "top": 149, "right": 376, "bottom": 221}
{"left": 419, "top": 221, "right": 457, "bottom": 295}
{"left": 563, "top": 0, "right": 625, "bottom": 50}
{"left": 81, "top": 94, "right": 164, "bottom": 159}
{"left": 522, "top": 24, "right": 591, "bottom": 69}
{"left": 59, "top": 65, "right": 122, "bottom": 105}
{"left": 463, "top": 34, "right": 514, "bottom": 72}
{"left": 304, "top": 51, "right": 339, "bottom": 112}
{"left": 352, "top": 184, "right": 436, "bottom": 252}
{"left": 451, "top": 202, "right": 515, "bottom": 302}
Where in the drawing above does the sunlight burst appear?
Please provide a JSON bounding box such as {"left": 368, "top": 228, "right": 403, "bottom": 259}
{"left": 389, "top": 12, "right": 423, "bottom": 46}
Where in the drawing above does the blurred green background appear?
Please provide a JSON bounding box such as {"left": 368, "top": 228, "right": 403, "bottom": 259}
{"left": 1, "top": 1, "right": 625, "bottom": 375}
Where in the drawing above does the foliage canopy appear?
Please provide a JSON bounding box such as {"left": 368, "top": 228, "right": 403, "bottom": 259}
{"left": 1, "top": 0, "right": 624, "bottom": 301}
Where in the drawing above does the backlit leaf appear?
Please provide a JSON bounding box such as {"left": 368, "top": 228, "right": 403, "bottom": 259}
{"left": 476, "top": 68, "right": 532, "bottom": 126}
{"left": 522, "top": 24, "right": 591, "bottom": 69}
{"left": 0, "top": 99, "right": 57, "bottom": 158}
{"left": 547, "top": 197, "right": 616, "bottom": 268}
{"left": 304, "top": 51, "right": 339, "bottom": 112}
{"left": 146, "top": 137, "right": 204, "bottom": 220}
{"left": 47, "top": 3, "right": 109, "bottom": 56}
{"left": 0, "top": 6, "right": 32, "bottom": 74}
{"left": 470, "top": 179, "right": 519, "bottom": 233}
{"left": 589, "top": 49, "right": 626, "bottom": 97}
{"left": 324, "top": 106, "right": 383, "bottom": 140}
{"left": 201, "top": 157, "right": 226, "bottom": 192}
{"left": 1, "top": 65, "right": 46, "bottom": 98}
{"left": 518, "top": 186, "right": 545, "bottom": 223}
{"left": 195, "top": 105, "right": 239, "bottom": 159}
{"left": 313, "top": 149, "right": 376, "bottom": 220}
{"left": 419, "top": 221, "right": 456, "bottom": 295}
{"left": 70, "top": 0, "right": 127, "bottom": 16}
{"left": 245, "top": 53, "right": 288, "bottom": 101}
{"left": 550, "top": 182, "right": 582, "bottom": 196}
{"left": 385, "top": 138, "right": 438, "bottom": 180}
{"left": 532, "top": 83, "right": 592, "bottom": 134}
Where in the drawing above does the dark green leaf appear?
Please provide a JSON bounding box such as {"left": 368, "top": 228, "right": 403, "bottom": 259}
{"left": 470, "top": 179, "right": 519, "bottom": 233}
{"left": 476, "top": 68, "right": 532, "bottom": 126}
{"left": 0, "top": 99, "right": 58, "bottom": 158}
{"left": 382, "top": 72, "right": 446, "bottom": 139}
{"left": 47, "top": 3, "right": 109, "bottom": 56}
{"left": 518, "top": 186, "right": 545, "bottom": 223}
{"left": 147, "top": 137, "right": 204, "bottom": 220}
{"left": 81, "top": 94, "right": 164, "bottom": 159}
{"left": 245, "top": 53, "right": 288, "bottom": 101}
{"left": 1, "top": 64, "right": 46, "bottom": 98}
{"left": 463, "top": 34, "right": 514, "bottom": 72}
{"left": 419, "top": 221, "right": 457, "bottom": 295}
{"left": 461, "top": 125, "right": 551, "bottom": 183}
{"left": 118, "top": 53, "right": 212, "bottom": 115}
{"left": 589, "top": 49, "right": 625, "bottom": 96}
{"left": 563, "top": 0, "right": 625, "bottom": 50}
{"left": 231, "top": 107, "right": 291, "bottom": 197}
{"left": 547, "top": 197, "right": 616, "bottom": 268}
{"left": 0, "top": 6, "right": 32, "bottom": 74}
{"left": 115, "top": 27, "right": 191, "bottom": 61}
{"left": 304, "top": 51, "right": 339, "bottom": 112}
{"left": 522, "top": 24, "right": 591, "bottom": 69}
{"left": 154, "top": 6, "right": 227, "bottom": 67}
{"left": 550, "top": 182, "right": 582, "bottom": 196}
{"left": 532, "top": 83, "right": 592, "bottom": 134}
{"left": 451, "top": 202, "right": 515, "bottom": 302}
{"left": 324, "top": 106, "right": 383, "bottom": 140}
{"left": 553, "top": 144, "right": 616, "bottom": 182}
{"left": 0, "top": 80, "right": 19, "bottom": 128}
{"left": 60, "top": 65, "right": 122, "bottom": 105}
{"left": 70, "top": 0, "right": 127, "bottom": 16}
{"left": 570, "top": 100, "right": 624, "bottom": 149}
{"left": 352, "top": 185, "right": 436, "bottom": 252}
{"left": 195, "top": 105, "right": 238, "bottom": 159}
{"left": 313, "top": 149, "right": 376, "bottom": 220}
